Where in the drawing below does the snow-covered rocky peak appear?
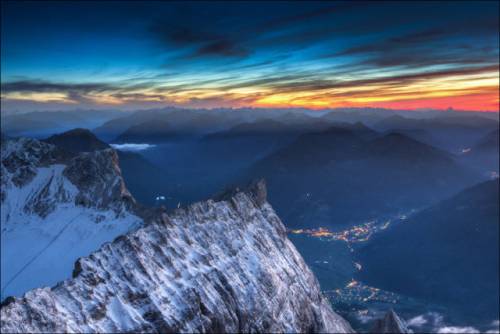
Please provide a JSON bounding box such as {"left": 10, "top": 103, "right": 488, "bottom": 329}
{"left": 1, "top": 138, "right": 61, "bottom": 192}
{"left": 1, "top": 137, "right": 135, "bottom": 214}
{"left": 1, "top": 136, "right": 354, "bottom": 333}
{"left": 1, "top": 137, "right": 143, "bottom": 298}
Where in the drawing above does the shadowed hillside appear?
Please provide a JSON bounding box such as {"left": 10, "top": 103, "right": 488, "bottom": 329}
{"left": 356, "top": 180, "right": 499, "bottom": 322}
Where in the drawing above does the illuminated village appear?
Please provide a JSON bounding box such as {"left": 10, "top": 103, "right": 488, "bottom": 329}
{"left": 325, "top": 279, "right": 401, "bottom": 305}
{"left": 288, "top": 212, "right": 413, "bottom": 245}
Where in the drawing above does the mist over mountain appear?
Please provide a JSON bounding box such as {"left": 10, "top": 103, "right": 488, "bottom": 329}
{"left": 93, "top": 113, "right": 149, "bottom": 142}
{"left": 110, "top": 110, "right": 251, "bottom": 143}
{"left": 207, "top": 119, "right": 295, "bottom": 137}
{"left": 1, "top": 110, "right": 126, "bottom": 138}
{"left": 372, "top": 114, "right": 499, "bottom": 153}
{"left": 2, "top": 106, "right": 497, "bottom": 145}
{"left": 114, "top": 119, "right": 180, "bottom": 143}
{"left": 321, "top": 110, "right": 387, "bottom": 126}
{"left": 1, "top": 115, "right": 61, "bottom": 138}
{"left": 94, "top": 108, "right": 243, "bottom": 142}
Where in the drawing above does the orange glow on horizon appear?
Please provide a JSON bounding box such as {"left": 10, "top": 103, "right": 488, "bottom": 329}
{"left": 252, "top": 91, "right": 499, "bottom": 112}
{"left": 251, "top": 71, "right": 500, "bottom": 112}
{"left": 2, "top": 73, "right": 498, "bottom": 112}
{"left": 370, "top": 92, "right": 499, "bottom": 112}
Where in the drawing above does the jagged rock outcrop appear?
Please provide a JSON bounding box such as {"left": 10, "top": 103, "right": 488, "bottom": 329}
{"left": 1, "top": 136, "right": 354, "bottom": 333}
{"left": 63, "top": 149, "right": 136, "bottom": 212}
{"left": 370, "top": 309, "right": 411, "bottom": 333}
{"left": 1, "top": 138, "right": 143, "bottom": 298}
{"left": 1, "top": 137, "right": 135, "bottom": 214}
{"left": 1, "top": 137, "right": 63, "bottom": 190}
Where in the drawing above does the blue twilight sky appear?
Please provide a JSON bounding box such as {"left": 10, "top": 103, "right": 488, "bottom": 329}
{"left": 1, "top": 1, "right": 499, "bottom": 112}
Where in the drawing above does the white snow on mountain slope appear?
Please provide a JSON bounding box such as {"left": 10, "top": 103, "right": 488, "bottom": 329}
{"left": 1, "top": 180, "right": 354, "bottom": 333}
{"left": 1, "top": 138, "right": 143, "bottom": 298}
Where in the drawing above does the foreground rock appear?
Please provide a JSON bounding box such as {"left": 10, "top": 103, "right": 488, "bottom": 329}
{"left": 1, "top": 136, "right": 353, "bottom": 333}
{"left": 371, "top": 309, "right": 411, "bottom": 333}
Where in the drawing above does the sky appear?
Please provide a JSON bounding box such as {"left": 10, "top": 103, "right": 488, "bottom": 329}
{"left": 1, "top": 1, "right": 499, "bottom": 112}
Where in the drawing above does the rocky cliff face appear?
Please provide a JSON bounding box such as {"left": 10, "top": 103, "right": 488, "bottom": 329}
{"left": 371, "top": 310, "right": 411, "bottom": 333}
{"left": 1, "top": 137, "right": 353, "bottom": 333}
{"left": 1, "top": 137, "right": 136, "bottom": 214}
{"left": 1, "top": 137, "right": 144, "bottom": 299}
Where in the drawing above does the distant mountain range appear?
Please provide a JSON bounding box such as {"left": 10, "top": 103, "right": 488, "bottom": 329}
{"left": 114, "top": 119, "right": 181, "bottom": 143}
{"left": 372, "top": 114, "right": 499, "bottom": 152}
{"left": 356, "top": 179, "right": 499, "bottom": 322}
{"left": 206, "top": 119, "right": 300, "bottom": 138}
{"left": 95, "top": 108, "right": 242, "bottom": 142}
{"left": 245, "top": 124, "right": 482, "bottom": 228}
{"left": 3, "top": 107, "right": 496, "bottom": 151}
{"left": 1, "top": 110, "right": 125, "bottom": 138}
{"left": 39, "top": 123, "right": 490, "bottom": 230}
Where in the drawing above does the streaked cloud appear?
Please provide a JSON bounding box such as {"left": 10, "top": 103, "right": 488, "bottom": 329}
{"left": 1, "top": 1, "right": 498, "bottom": 112}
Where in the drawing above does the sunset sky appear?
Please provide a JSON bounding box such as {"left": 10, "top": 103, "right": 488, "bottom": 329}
{"left": 1, "top": 1, "right": 499, "bottom": 112}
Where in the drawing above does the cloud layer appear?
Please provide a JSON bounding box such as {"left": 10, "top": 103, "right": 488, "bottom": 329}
{"left": 1, "top": 1, "right": 498, "bottom": 112}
